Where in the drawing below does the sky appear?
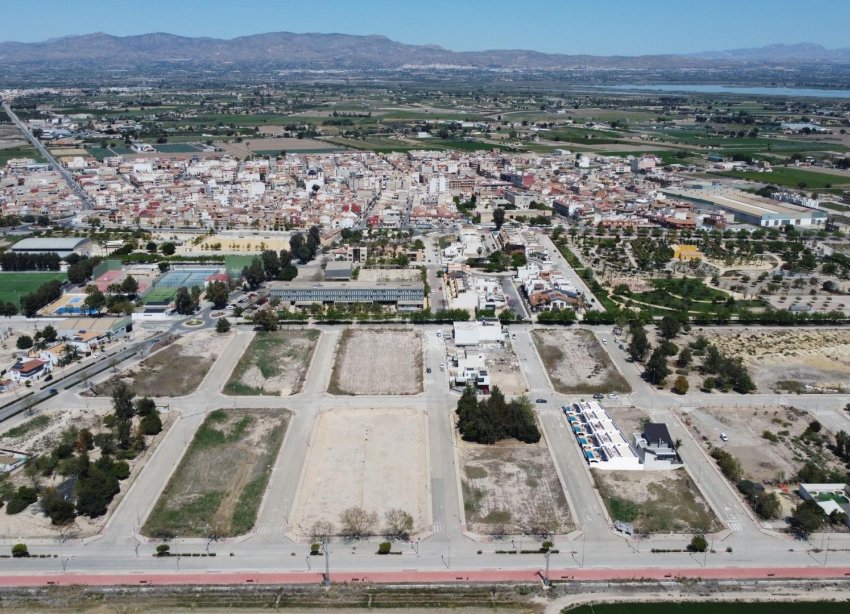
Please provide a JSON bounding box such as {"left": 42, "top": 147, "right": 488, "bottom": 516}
{"left": 1, "top": 0, "right": 848, "bottom": 56}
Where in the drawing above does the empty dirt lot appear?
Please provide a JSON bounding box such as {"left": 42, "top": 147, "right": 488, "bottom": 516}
{"left": 91, "top": 330, "right": 227, "bottom": 397}
{"left": 532, "top": 328, "right": 630, "bottom": 394}
{"left": 225, "top": 329, "right": 319, "bottom": 395}
{"left": 703, "top": 329, "right": 850, "bottom": 392}
{"left": 143, "top": 408, "right": 288, "bottom": 538}
{"left": 593, "top": 468, "right": 721, "bottom": 534}
{"left": 487, "top": 345, "right": 527, "bottom": 396}
{"left": 329, "top": 328, "right": 422, "bottom": 395}
{"left": 460, "top": 441, "right": 573, "bottom": 536}
{"left": 681, "top": 405, "right": 845, "bottom": 484}
{"left": 289, "top": 407, "right": 429, "bottom": 538}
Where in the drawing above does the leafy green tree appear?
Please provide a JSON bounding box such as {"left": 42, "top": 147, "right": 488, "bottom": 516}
{"left": 174, "top": 287, "right": 195, "bottom": 315}
{"left": 206, "top": 280, "right": 230, "bottom": 309}
{"left": 160, "top": 242, "right": 176, "bottom": 256}
{"left": 658, "top": 315, "right": 681, "bottom": 339}
{"left": 16, "top": 335, "right": 33, "bottom": 350}
{"left": 111, "top": 382, "right": 135, "bottom": 450}
{"left": 140, "top": 412, "right": 162, "bottom": 436}
{"left": 791, "top": 499, "right": 826, "bottom": 537}
{"left": 672, "top": 375, "right": 689, "bottom": 395}
{"left": 75, "top": 466, "right": 120, "bottom": 518}
{"left": 493, "top": 207, "right": 506, "bottom": 230}
{"left": 41, "top": 325, "right": 57, "bottom": 343}
{"left": 253, "top": 309, "right": 278, "bottom": 332}
{"left": 84, "top": 286, "right": 106, "bottom": 313}
{"left": 260, "top": 250, "right": 281, "bottom": 280}
{"left": 216, "top": 317, "right": 231, "bottom": 333}
{"left": 676, "top": 348, "right": 692, "bottom": 368}
{"left": 120, "top": 275, "right": 139, "bottom": 295}
{"left": 40, "top": 488, "right": 76, "bottom": 525}
{"left": 242, "top": 258, "right": 265, "bottom": 290}
{"left": 644, "top": 348, "right": 671, "bottom": 386}
{"left": 627, "top": 326, "right": 650, "bottom": 362}
{"left": 688, "top": 534, "right": 708, "bottom": 552}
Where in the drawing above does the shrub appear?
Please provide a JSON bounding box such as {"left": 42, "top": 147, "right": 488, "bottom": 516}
{"left": 377, "top": 542, "right": 391, "bottom": 555}
{"left": 672, "top": 376, "right": 689, "bottom": 395}
{"left": 16, "top": 335, "right": 33, "bottom": 350}
{"left": 110, "top": 460, "right": 131, "bottom": 481}
{"left": 688, "top": 534, "right": 708, "bottom": 553}
{"left": 140, "top": 412, "right": 162, "bottom": 436}
{"left": 216, "top": 317, "right": 231, "bottom": 333}
{"left": 11, "top": 543, "right": 28, "bottom": 558}
{"left": 6, "top": 486, "right": 38, "bottom": 515}
{"left": 155, "top": 544, "right": 170, "bottom": 557}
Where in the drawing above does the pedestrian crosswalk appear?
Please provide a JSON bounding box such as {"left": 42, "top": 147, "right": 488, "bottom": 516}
{"left": 536, "top": 408, "right": 562, "bottom": 417}
{"left": 726, "top": 517, "right": 743, "bottom": 531}
{"left": 255, "top": 524, "right": 286, "bottom": 536}
{"left": 432, "top": 522, "right": 443, "bottom": 534}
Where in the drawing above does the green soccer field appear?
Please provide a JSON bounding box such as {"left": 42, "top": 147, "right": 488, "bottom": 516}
{"left": 0, "top": 272, "right": 67, "bottom": 307}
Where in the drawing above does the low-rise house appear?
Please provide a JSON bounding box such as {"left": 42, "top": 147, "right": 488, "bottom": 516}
{"left": 633, "top": 423, "right": 681, "bottom": 469}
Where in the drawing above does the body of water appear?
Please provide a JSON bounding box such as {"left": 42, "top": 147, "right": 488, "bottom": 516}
{"left": 594, "top": 84, "right": 850, "bottom": 98}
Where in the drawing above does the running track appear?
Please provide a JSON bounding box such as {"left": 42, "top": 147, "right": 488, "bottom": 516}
{"left": 2, "top": 566, "right": 850, "bottom": 587}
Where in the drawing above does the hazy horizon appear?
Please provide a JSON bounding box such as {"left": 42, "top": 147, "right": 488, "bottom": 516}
{"left": 1, "top": 0, "right": 849, "bottom": 56}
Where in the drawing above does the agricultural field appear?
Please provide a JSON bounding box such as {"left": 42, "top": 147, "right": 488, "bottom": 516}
{"left": 532, "top": 328, "right": 630, "bottom": 394}
{"left": 329, "top": 328, "right": 422, "bottom": 395}
{"left": 700, "top": 329, "right": 850, "bottom": 393}
{"left": 593, "top": 468, "right": 721, "bottom": 534}
{"left": 0, "top": 271, "right": 67, "bottom": 307}
{"left": 224, "top": 329, "right": 319, "bottom": 395}
{"left": 722, "top": 167, "right": 850, "bottom": 189}
{"left": 460, "top": 441, "right": 573, "bottom": 537}
{"left": 90, "top": 330, "right": 228, "bottom": 397}
{"left": 143, "top": 408, "right": 288, "bottom": 538}
{"left": 289, "top": 407, "right": 428, "bottom": 538}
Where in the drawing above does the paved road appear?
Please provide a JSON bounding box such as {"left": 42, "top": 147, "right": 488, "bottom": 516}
{"left": 536, "top": 233, "right": 605, "bottom": 312}
{"left": 4, "top": 320, "right": 850, "bottom": 582}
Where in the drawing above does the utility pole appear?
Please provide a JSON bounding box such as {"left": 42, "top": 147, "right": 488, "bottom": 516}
{"left": 322, "top": 535, "right": 330, "bottom": 587}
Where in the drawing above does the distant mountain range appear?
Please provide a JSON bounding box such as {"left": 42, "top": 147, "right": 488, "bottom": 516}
{"left": 1, "top": 32, "right": 849, "bottom": 69}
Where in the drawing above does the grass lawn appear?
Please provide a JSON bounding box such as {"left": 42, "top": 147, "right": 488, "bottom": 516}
{"left": 0, "top": 271, "right": 66, "bottom": 307}
{"left": 142, "top": 408, "right": 289, "bottom": 538}
{"left": 627, "top": 278, "right": 764, "bottom": 316}
{"left": 721, "top": 167, "right": 850, "bottom": 189}
{"left": 1, "top": 415, "right": 50, "bottom": 438}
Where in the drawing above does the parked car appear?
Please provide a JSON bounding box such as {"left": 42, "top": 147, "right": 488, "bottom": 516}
{"left": 593, "top": 393, "right": 605, "bottom": 400}
{"left": 607, "top": 393, "right": 618, "bottom": 399}
{"left": 720, "top": 433, "right": 729, "bottom": 442}
{"left": 426, "top": 368, "right": 432, "bottom": 373}
{"left": 535, "top": 398, "right": 547, "bottom": 404}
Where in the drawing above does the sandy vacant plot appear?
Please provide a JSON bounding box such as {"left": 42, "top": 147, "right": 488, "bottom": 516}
{"left": 532, "top": 328, "right": 630, "bottom": 394}
{"left": 143, "top": 409, "right": 288, "bottom": 538}
{"left": 460, "top": 442, "right": 573, "bottom": 536}
{"left": 190, "top": 233, "right": 292, "bottom": 254}
{"left": 290, "top": 407, "right": 429, "bottom": 538}
{"left": 606, "top": 406, "right": 651, "bottom": 441}
{"left": 225, "top": 329, "right": 319, "bottom": 395}
{"left": 593, "top": 468, "right": 721, "bottom": 534}
{"left": 91, "top": 330, "right": 228, "bottom": 397}
{"left": 330, "top": 328, "right": 422, "bottom": 395}
{"left": 705, "top": 329, "right": 850, "bottom": 392}
{"left": 681, "top": 405, "right": 844, "bottom": 484}
{"left": 487, "top": 345, "right": 527, "bottom": 396}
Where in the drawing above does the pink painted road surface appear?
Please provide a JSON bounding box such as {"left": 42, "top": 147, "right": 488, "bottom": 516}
{"left": 2, "top": 567, "right": 850, "bottom": 587}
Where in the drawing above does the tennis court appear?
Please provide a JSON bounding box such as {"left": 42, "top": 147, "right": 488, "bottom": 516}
{"left": 155, "top": 268, "right": 222, "bottom": 289}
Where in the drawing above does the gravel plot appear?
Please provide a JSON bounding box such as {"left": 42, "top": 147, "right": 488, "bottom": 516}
{"left": 702, "top": 329, "right": 850, "bottom": 393}
{"left": 290, "top": 407, "right": 429, "bottom": 538}
{"left": 593, "top": 468, "right": 721, "bottom": 534}
{"left": 532, "top": 328, "right": 630, "bottom": 394}
{"left": 225, "top": 329, "right": 319, "bottom": 395}
{"left": 329, "top": 328, "right": 423, "bottom": 395}
{"left": 460, "top": 441, "right": 573, "bottom": 537}
{"left": 91, "top": 329, "right": 228, "bottom": 397}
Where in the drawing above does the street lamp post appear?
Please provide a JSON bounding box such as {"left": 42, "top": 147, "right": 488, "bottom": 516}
{"left": 322, "top": 536, "right": 330, "bottom": 587}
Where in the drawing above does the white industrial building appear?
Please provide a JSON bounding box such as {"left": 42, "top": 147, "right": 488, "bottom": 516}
{"left": 453, "top": 321, "right": 505, "bottom": 346}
